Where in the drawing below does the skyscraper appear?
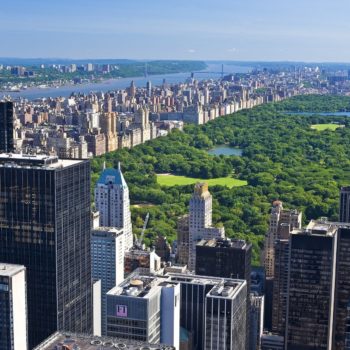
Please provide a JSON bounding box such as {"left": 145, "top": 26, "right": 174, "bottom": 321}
{"left": 94, "top": 163, "right": 133, "bottom": 250}
{"left": 271, "top": 223, "right": 291, "bottom": 337}
{"left": 339, "top": 186, "right": 350, "bottom": 222}
{"left": 196, "top": 238, "right": 252, "bottom": 284}
{"left": 188, "top": 183, "right": 225, "bottom": 270}
{"left": 204, "top": 281, "right": 247, "bottom": 350}
{"left": 100, "top": 112, "right": 118, "bottom": 152}
{"left": 334, "top": 225, "right": 350, "bottom": 349}
{"left": 167, "top": 272, "right": 247, "bottom": 350}
{"left": 195, "top": 238, "right": 252, "bottom": 347}
{"left": 286, "top": 221, "right": 338, "bottom": 349}
{"left": 0, "top": 264, "right": 27, "bottom": 350}
{"left": 91, "top": 227, "right": 124, "bottom": 335}
{"left": 264, "top": 201, "right": 301, "bottom": 278}
{"left": 0, "top": 101, "right": 14, "bottom": 153}
{"left": 176, "top": 214, "right": 189, "bottom": 265}
{"left": 249, "top": 294, "right": 265, "bottom": 350}
{"left": 146, "top": 80, "right": 152, "bottom": 97}
{"left": 0, "top": 154, "right": 92, "bottom": 348}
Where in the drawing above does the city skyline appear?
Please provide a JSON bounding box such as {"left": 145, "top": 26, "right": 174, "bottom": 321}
{"left": 1, "top": 0, "right": 350, "bottom": 62}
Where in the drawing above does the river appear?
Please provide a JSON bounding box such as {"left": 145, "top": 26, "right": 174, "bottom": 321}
{"left": 3, "top": 63, "right": 250, "bottom": 100}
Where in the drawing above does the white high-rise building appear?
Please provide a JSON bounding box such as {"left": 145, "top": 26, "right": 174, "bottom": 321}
{"left": 106, "top": 271, "right": 180, "bottom": 348}
{"left": 91, "top": 227, "right": 124, "bottom": 335}
{"left": 0, "top": 264, "right": 28, "bottom": 350}
{"left": 188, "top": 183, "right": 225, "bottom": 271}
{"left": 205, "top": 280, "right": 247, "bottom": 350}
{"left": 94, "top": 163, "right": 133, "bottom": 250}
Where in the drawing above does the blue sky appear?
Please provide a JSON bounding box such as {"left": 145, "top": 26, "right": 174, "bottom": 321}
{"left": 1, "top": 0, "right": 350, "bottom": 61}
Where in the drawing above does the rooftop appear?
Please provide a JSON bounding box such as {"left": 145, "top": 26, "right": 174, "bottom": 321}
{"left": 107, "top": 273, "right": 167, "bottom": 299}
{"left": 197, "top": 238, "right": 249, "bottom": 250}
{"left": 107, "top": 270, "right": 246, "bottom": 301}
{"left": 207, "top": 280, "right": 242, "bottom": 299}
{"left": 0, "top": 153, "right": 83, "bottom": 169}
{"left": 91, "top": 227, "right": 123, "bottom": 237}
{"left": 33, "top": 332, "right": 175, "bottom": 350}
{"left": 302, "top": 219, "right": 338, "bottom": 236}
{"left": 96, "top": 163, "right": 127, "bottom": 188}
{"left": 0, "top": 263, "right": 25, "bottom": 277}
{"left": 166, "top": 272, "right": 246, "bottom": 298}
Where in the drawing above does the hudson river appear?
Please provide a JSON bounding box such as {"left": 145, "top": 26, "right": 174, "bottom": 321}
{"left": 4, "top": 63, "right": 250, "bottom": 100}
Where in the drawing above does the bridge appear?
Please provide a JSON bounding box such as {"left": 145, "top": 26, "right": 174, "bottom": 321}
{"left": 191, "top": 64, "right": 231, "bottom": 79}
{"left": 143, "top": 63, "right": 232, "bottom": 79}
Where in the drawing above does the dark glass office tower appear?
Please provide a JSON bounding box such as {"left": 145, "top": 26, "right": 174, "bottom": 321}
{"left": 334, "top": 225, "right": 350, "bottom": 350}
{"left": 340, "top": 186, "right": 350, "bottom": 222}
{"left": 0, "top": 102, "right": 14, "bottom": 153}
{"left": 272, "top": 223, "right": 292, "bottom": 337}
{"left": 0, "top": 154, "right": 92, "bottom": 348}
{"left": 286, "top": 221, "right": 338, "bottom": 350}
{"left": 196, "top": 238, "right": 252, "bottom": 346}
{"left": 196, "top": 238, "right": 252, "bottom": 287}
{"left": 271, "top": 238, "right": 289, "bottom": 337}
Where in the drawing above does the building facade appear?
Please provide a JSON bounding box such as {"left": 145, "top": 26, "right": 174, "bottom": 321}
{"left": 106, "top": 272, "right": 180, "bottom": 349}
{"left": 339, "top": 186, "right": 350, "bottom": 222}
{"left": 0, "top": 101, "right": 15, "bottom": 153}
{"left": 176, "top": 214, "right": 190, "bottom": 265}
{"left": 0, "top": 264, "right": 27, "bottom": 350}
{"left": 0, "top": 154, "right": 92, "bottom": 348}
{"left": 264, "top": 201, "right": 301, "bottom": 278}
{"left": 94, "top": 164, "right": 133, "bottom": 250}
{"left": 204, "top": 281, "right": 247, "bottom": 350}
{"left": 286, "top": 221, "right": 338, "bottom": 349}
{"left": 250, "top": 294, "right": 264, "bottom": 350}
{"left": 91, "top": 227, "right": 124, "bottom": 335}
{"left": 167, "top": 273, "right": 247, "bottom": 350}
{"left": 188, "top": 183, "right": 225, "bottom": 270}
{"left": 334, "top": 226, "right": 350, "bottom": 349}
{"left": 196, "top": 238, "right": 252, "bottom": 347}
{"left": 196, "top": 238, "right": 252, "bottom": 286}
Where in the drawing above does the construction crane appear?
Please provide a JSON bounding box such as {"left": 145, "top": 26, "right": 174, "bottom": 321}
{"left": 135, "top": 212, "right": 150, "bottom": 249}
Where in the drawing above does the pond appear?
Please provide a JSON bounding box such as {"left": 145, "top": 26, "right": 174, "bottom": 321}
{"left": 208, "top": 145, "right": 243, "bottom": 156}
{"left": 286, "top": 112, "right": 350, "bottom": 117}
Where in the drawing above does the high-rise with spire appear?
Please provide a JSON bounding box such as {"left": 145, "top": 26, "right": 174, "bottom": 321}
{"left": 94, "top": 162, "right": 133, "bottom": 250}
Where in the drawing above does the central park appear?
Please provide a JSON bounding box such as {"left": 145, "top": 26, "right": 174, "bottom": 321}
{"left": 91, "top": 95, "right": 350, "bottom": 265}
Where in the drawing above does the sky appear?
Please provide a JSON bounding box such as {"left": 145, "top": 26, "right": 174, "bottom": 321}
{"left": 1, "top": 0, "right": 350, "bottom": 62}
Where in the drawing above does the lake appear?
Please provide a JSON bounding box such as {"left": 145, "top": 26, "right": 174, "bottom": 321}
{"left": 208, "top": 145, "right": 243, "bottom": 156}
{"left": 286, "top": 112, "right": 350, "bottom": 117}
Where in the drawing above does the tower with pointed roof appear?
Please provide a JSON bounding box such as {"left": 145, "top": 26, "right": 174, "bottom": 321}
{"left": 94, "top": 163, "right": 133, "bottom": 250}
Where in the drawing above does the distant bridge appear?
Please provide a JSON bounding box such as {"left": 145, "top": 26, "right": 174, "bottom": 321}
{"left": 191, "top": 64, "right": 231, "bottom": 79}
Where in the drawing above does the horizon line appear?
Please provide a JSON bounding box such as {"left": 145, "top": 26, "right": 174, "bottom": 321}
{"left": 1, "top": 57, "right": 350, "bottom": 65}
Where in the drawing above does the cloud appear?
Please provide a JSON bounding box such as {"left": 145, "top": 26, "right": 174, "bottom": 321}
{"left": 227, "top": 48, "right": 237, "bottom": 52}
{"left": 188, "top": 49, "right": 196, "bottom": 53}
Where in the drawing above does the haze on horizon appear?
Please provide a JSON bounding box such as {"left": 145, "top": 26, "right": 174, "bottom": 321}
{"left": 1, "top": 0, "right": 350, "bottom": 62}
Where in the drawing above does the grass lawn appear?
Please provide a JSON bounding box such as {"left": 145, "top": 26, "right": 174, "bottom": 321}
{"left": 157, "top": 174, "right": 247, "bottom": 188}
{"left": 311, "top": 124, "right": 344, "bottom": 131}
{"left": 131, "top": 203, "right": 155, "bottom": 208}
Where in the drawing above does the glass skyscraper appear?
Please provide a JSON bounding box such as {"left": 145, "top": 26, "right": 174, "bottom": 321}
{"left": 0, "top": 102, "right": 14, "bottom": 153}
{"left": 0, "top": 154, "right": 92, "bottom": 348}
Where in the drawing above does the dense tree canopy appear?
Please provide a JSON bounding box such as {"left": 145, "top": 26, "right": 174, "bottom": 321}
{"left": 91, "top": 95, "right": 350, "bottom": 265}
